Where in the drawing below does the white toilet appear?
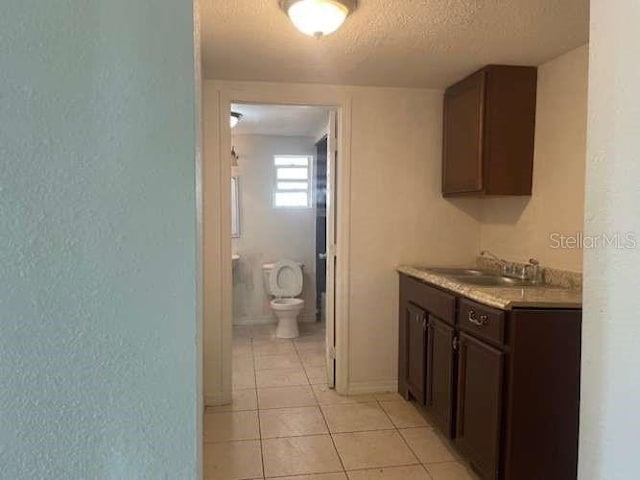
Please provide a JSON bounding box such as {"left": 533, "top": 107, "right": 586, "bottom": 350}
{"left": 262, "top": 260, "right": 305, "bottom": 339}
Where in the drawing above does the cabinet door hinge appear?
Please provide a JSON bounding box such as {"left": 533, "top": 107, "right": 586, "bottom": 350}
{"left": 328, "top": 346, "right": 336, "bottom": 360}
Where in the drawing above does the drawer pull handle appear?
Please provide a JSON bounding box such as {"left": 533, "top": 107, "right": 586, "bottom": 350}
{"left": 468, "top": 309, "right": 489, "bottom": 326}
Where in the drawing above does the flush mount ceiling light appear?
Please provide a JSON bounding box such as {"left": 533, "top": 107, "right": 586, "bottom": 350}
{"left": 230, "top": 112, "right": 242, "bottom": 128}
{"left": 280, "top": 0, "right": 357, "bottom": 37}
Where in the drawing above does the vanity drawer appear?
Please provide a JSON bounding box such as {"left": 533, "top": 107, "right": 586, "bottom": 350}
{"left": 401, "top": 275, "right": 456, "bottom": 324}
{"left": 458, "top": 298, "right": 505, "bottom": 345}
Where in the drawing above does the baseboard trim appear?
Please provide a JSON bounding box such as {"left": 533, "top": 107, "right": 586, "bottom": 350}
{"left": 346, "top": 380, "right": 398, "bottom": 396}
{"left": 233, "top": 312, "right": 317, "bottom": 326}
{"left": 205, "top": 390, "right": 232, "bottom": 407}
{"left": 232, "top": 315, "right": 274, "bottom": 326}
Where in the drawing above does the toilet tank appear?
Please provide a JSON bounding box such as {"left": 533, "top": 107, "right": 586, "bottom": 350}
{"left": 262, "top": 261, "right": 304, "bottom": 296}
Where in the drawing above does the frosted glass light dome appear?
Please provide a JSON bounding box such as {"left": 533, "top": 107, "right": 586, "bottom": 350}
{"left": 281, "top": 0, "right": 356, "bottom": 37}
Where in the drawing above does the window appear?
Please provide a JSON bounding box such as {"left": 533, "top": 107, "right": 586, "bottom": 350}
{"left": 273, "top": 155, "right": 312, "bottom": 208}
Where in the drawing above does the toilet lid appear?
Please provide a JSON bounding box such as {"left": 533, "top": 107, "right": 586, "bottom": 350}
{"left": 269, "top": 259, "right": 303, "bottom": 297}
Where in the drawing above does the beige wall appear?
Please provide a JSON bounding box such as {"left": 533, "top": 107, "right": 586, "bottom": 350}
{"left": 203, "top": 80, "right": 482, "bottom": 402}
{"left": 580, "top": 0, "right": 640, "bottom": 476}
{"left": 479, "top": 45, "right": 589, "bottom": 272}
{"left": 347, "top": 87, "right": 481, "bottom": 389}
{"left": 231, "top": 134, "right": 317, "bottom": 325}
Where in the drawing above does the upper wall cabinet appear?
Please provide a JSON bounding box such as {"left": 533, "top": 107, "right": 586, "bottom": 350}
{"left": 442, "top": 65, "right": 537, "bottom": 197}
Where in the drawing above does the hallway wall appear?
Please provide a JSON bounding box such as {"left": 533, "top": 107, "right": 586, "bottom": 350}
{"left": 580, "top": 0, "right": 640, "bottom": 477}
{"left": 0, "top": 1, "right": 200, "bottom": 477}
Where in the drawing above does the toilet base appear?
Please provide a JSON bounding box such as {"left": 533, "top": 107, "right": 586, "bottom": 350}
{"left": 270, "top": 298, "right": 304, "bottom": 339}
{"left": 276, "top": 316, "right": 299, "bottom": 339}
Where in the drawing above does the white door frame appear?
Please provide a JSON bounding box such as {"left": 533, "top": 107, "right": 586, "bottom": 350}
{"left": 215, "top": 82, "right": 352, "bottom": 395}
{"left": 325, "top": 110, "right": 338, "bottom": 388}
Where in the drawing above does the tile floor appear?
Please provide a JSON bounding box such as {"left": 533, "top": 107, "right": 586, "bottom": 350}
{"left": 204, "top": 323, "right": 479, "bottom": 480}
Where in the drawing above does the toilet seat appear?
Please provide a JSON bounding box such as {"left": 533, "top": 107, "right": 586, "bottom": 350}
{"left": 269, "top": 260, "right": 303, "bottom": 298}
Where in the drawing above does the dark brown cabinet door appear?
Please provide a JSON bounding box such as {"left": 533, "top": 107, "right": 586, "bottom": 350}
{"left": 442, "top": 65, "right": 537, "bottom": 197}
{"left": 442, "top": 70, "right": 485, "bottom": 195}
{"left": 426, "top": 316, "right": 455, "bottom": 437}
{"left": 456, "top": 333, "right": 504, "bottom": 480}
{"left": 405, "top": 303, "right": 427, "bottom": 404}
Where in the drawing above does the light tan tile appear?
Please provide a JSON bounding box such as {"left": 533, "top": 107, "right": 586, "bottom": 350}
{"left": 232, "top": 344, "right": 252, "bottom": 358}
{"left": 268, "top": 474, "right": 346, "bottom": 480}
{"left": 333, "top": 430, "right": 419, "bottom": 470}
{"left": 374, "top": 392, "right": 405, "bottom": 402}
{"left": 234, "top": 363, "right": 255, "bottom": 376}
{"left": 298, "top": 323, "right": 325, "bottom": 336}
{"left": 253, "top": 339, "right": 297, "bottom": 356}
{"left": 232, "top": 336, "right": 252, "bottom": 347}
{"left": 295, "top": 333, "right": 325, "bottom": 343}
{"left": 257, "top": 368, "right": 309, "bottom": 388}
{"left": 255, "top": 354, "right": 304, "bottom": 371}
{"left": 260, "top": 406, "right": 329, "bottom": 438}
{"left": 233, "top": 370, "right": 256, "bottom": 390}
{"left": 305, "top": 365, "right": 328, "bottom": 383}
{"left": 321, "top": 402, "right": 394, "bottom": 433}
{"left": 258, "top": 385, "right": 317, "bottom": 409}
{"left": 295, "top": 339, "right": 326, "bottom": 351}
{"left": 262, "top": 435, "right": 343, "bottom": 477}
{"left": 380, "top": 401, "right": 429, "bottom": 428}
{"left": 204, "top": 411, "right": 260, "bottom": 443}
{"left": 207, "top": 389, "right": 257, "bottom": 412}
{"left": 232, "top": 326, "right": 253, "bottom": 338}
{"left": 247, "top": 324, "right": 278, "bottom": 339}
{"left": 300, "top": 351, "right": 327, "bottom": 368}
{"left": 424, "top": 462, "right": 478, "bottom": 480}
{"left": 233, "top": 355, "right": 254, "bottom": 371}
{"left": 312, "top": 384, "right": 375, "bottom": 405}
{"left": 400, "top": 428, "right": 456, "bottom": 464}
{"left": 203, "top": 440, "right": 263, "bottom": 479}
{"left": 347, "top": 465, "right": 432, "bottom": 480}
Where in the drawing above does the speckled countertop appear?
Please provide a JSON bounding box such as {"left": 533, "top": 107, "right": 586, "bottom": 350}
{"left": 397, "top": 265, "right": 582, "bottom": 310}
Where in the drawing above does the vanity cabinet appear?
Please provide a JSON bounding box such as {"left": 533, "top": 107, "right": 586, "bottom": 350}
{"left": 442, "top": 65, "right": 538, "bottom": 197}
{"left": 455, "top": 332, "right": 504, "bottom": 480}
{"left": 426, "top": 315, "right": 456, "bottom": 436}
{"left": 404, "top": 302, "right": 427, "bottom": 403}
{"left": 398, "top": 275, "right": 455, "bottom": 407}
{"left": 398, "top": 273, "right": 582, "bottom": 480}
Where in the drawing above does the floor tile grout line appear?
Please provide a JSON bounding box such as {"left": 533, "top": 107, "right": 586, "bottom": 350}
{"left": 264, "top": 469, "right": 346, "bottom": 480}
{"left": 376, "top": 397, "right": 425, "bottom": 468}
{"left": 318, "top": 395, "right": 348, "bottom": 476}
{"left": 293, "top": 328, "right": 348, "bottom": 475}
{"left": 250, "top": 336, "right": 267, "bottom": 480}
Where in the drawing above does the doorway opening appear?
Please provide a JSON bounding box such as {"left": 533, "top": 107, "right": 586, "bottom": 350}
{"left": 228, "top": 103, "right": 339, "bottom": 399}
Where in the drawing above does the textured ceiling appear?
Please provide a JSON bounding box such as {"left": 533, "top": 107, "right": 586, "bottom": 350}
{"left": 202, "top": 0, "right": 589, "bottom": 88}
{"left": 231, "top": 103, "right": 331, "bottom": 137}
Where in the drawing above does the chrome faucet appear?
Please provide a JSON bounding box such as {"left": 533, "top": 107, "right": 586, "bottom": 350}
{"left": 480, "top": 250, "right": 508, "bottom": 266}
{"left": 481, "top": 250, "right": 544, "bottom": 283}
{"left": 525, "top": 258, "right": 544, "bottom": 284}
{"left": 480, "top": 250, "right": 513, "bottom": 275}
